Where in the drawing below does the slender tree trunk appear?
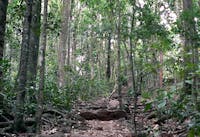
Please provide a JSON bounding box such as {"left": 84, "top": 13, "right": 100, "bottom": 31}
{"left": 14, "top": 0, "right": 33, "bottom": 132}
{"left": 90, "top": 52, "right": 95, "bottom": 80}
{"left": 106, "top": 0, "right": 114, "bottom": 81}
{"left": 195, "top": 1, "right": 200, "bottom": 109}
{"left": 122, "top": 42, "right": 128, "bottom": 86}
{"left": 117, "top": 0, "right": 122, "bottom": 109}
{"left": 192, "top": 1, "right": 200, "bottom": 107}
{"left": 182, "top": 0, "right": 195, "bottom": 94}
{"left": 0, "top": 0, "right": 8, "bottom": 89}
{"left": 58, "top": 0, "right": 71, "bottom": 88}
{"left": 129, "top": 0, "right": 137, "bottom": 134}
{"left": 106, "top": 32, "right": 111, "bottom": 80}
{"left": 152, "top": 52, "right": 159, "bottom": 88}
{"left": 72, "top": 28, "right": 77, "bottom": 70}
{"left": 192, "top": 45, "right": 199, "bottom": 105}
{"left": 159, "top": 52, "right": 163, "bottom": 88}
{"left": 35, "top": 0, "right": 48, "bottom": 133}
{"left": 67, "top": 0, "right": 73, "bottom": 66}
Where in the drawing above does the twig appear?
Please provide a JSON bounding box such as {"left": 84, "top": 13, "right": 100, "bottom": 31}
{"left": 0, "top": 114, "right": 9, "bottom": 122}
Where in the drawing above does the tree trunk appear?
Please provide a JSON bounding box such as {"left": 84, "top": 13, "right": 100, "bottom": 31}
{"left": 129, "top": 0, "right": 137, "bottom": 134}
{"left": 182, "top": 0, "right": 195, "bottom": 94}
{"left": 67, "top": 0, "right": 73, "bottom": 66}
{"left": 26, "top": 0, "right": 41, "bottom": 103}
{"left": 106, "top": 32, "right": 111, "bottom": 80}
{"left": 117, "top": 0, "right": 122, "bottom": 109}
{"left": 122, "top": 42, "right": 128, "bottom": 86}
{"left": 72, "top": 27, "right": 77, "bottom": 70}
{"left": 0, "top": 0, "right": 8, "bottom": 90}
{"left": 159, "top": 52, "right": 163, "bottom": 88}
{"left": 35, "top": 0, "right": 48, "bottom": 133}
{"left": 14, "top": 0, "right": 33, "bottom": 132}
{"left": 58, "top": 0, "right": 71, "bottom": 88}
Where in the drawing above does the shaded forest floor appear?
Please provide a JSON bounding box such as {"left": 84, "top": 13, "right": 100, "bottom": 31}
{"left": 0, "top": 84, "right": 189, "bottom": 137}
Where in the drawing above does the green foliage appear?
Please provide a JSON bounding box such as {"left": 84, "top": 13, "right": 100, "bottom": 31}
{"left": 42, "top": 65, "right": 111, "bottom": 110}
{"left": 145, "top": 84, "right": 200, "bottom": 136}
{"left": 188, "top": 118, "right": 200, "bottom": 137}
{"left": 48, "top": 0, "right": 61, "bottom": 35}
{"left": 1, "top": 0, "right": 199, "bottom": 135}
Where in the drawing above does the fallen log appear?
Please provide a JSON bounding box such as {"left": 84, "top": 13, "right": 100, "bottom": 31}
{"left": 79, "top": 109, "right": 127, "bottom": 121}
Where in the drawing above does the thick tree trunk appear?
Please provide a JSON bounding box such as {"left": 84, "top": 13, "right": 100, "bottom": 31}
{"left": 14, "top": 0, "right": 33, "bottom": 132}
{"left": 35, "top": 0, "right": 48, "bottom": 133}
{"left": 0, "top": 0, "right": 8, "bottom": 89}
{"left": 26, "top": 0, "right": 41, "bottom": 103}
{"left": 58, "top": 0, "right": 71, "bottom": 88}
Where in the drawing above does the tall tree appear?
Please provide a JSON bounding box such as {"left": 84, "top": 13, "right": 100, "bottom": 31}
{"left": 14, "top": 0, "right": 33, "bottom": 132}
{"left": 117, "top": 0, "right": 122, "bottom": 109}
{"left": 106, "top": 0, "right": 114, "bottom": 80}
{"left": 181, "top": 0, "right": 200, "bottom": 108}
{"left": 27, "top": 0, "right": 41, "bottom": 98}
{"left": 182, "top": 0, "right": 195, "bottom": 94}
{"left": 106, "top": 32, "right": 111, "bottom": 80}
{"left": 129, "top": 0, "right": 137, "bottom": 134}
{"left": 67, "top": 0, "right": 73, "bottom": 66}
{"left": 0, "top": 0, "right": 8, "bottom": 89}
{"left": 35, "top": 0, "right": 48, "bottom": 133}
{"left": 58, "top": 0, "right": 71, "bottom": 88}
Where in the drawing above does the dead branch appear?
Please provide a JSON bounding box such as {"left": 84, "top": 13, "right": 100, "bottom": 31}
{"left": 0, "top": 119, "right": 35, "bottom": 128}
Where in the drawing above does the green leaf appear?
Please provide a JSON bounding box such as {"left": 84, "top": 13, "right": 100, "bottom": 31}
{"left": 185, "top": 80, "right": 192, "bottom": 84}
{"left": 188, "top": 128, "right": 195, "bottom": 137}
{"left": 144, "top": 102, "right": 152, "bottom": 112}
{"left": 142, "top": 92, "right": 151, "bottom": 99}
{"left": 158, "top": 100, "right": 166, "bottom": 109}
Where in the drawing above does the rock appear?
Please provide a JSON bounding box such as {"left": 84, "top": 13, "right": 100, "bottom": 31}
{"left": 95, "top": 126, "right": 103, "bottom": 130}
{"left": 107, "top": 99, "right": 119, "bottom": 109}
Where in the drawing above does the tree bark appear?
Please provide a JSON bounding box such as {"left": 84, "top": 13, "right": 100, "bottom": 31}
{"left": 67, "top": 0, "right": 73, "bottom": 66}
{"left": 159, "top": 52, "right": 163, "bottom": 88}
{"left": 117, "top": 0, "right": 122, "bottom": 109}
{"left": 106, "top": 32, "right": 111, "bottom": 80}
{"left": 0, "top": 0, "right": 8, "bottom": 90}
{"left": 58, "top": 0, "right": 71, "bottom": 88}
{"left": 26, "top": 0, "right": 41, "bottom": 104}
{"left": 35, "top": 0, "right": 48, "bottom": 133}
{"left": 129, "top": 0, "right": 137, "bottom": 135}
{"left": 14, "top": 0, "right": 33, "bottom": 132}
{"left": 182, "top": 0, "right": 195, "bottom": 94}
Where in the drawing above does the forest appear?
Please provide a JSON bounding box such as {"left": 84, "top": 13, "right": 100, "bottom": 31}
{"left": 0, "top": 0, "right": 200, "bottom": 136}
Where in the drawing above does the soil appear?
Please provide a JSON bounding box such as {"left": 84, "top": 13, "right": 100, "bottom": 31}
{"left": 0, "top": 84, "right": 189, "bottom": 137}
